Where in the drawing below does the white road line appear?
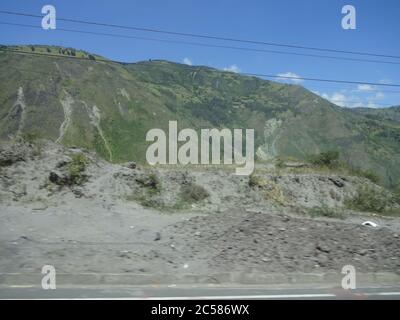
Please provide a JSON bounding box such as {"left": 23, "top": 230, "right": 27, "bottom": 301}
{"left": 1, "top": 294, "right": 337, "bottom": 300}
{"left": 367, "top": 292, "right": 400, "bottom": 296}
{"left": 40, "top": 291, "right": 400, "bottom": 300}
{"left": 62, "top": 291, "right": 400, "bottom": 300}
{"left": 9, "top": 285, "right": 35, "bottom": 288}
{"left": 142, "top": 294, "right": 337, "bottom": 300}
{"left": 1, "top": 290, "right": 400, "bottom": 300}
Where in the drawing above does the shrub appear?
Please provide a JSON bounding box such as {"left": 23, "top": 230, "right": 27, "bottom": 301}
{"left": 249, "top": 174, "right": 284, "bottom": 204}
{"left": 67, "top": 153, "right": 88, "bottom": 185}
{"left": 264, "top": 184, "right": 285, "bottom": 204}
{"left": 393, "top": 184, "right": 400, "bottom": 205}
{"left": 308, "top": 205, "right": 344, "bottom": 219}
{"left": 136, "top": 172, "right": 161, "bottom": 193}
{"left": 21, "top": 132, "right": 39, "bottom": 143}
{"left": 249, "top": 174, "right": 268, "bottom": 188}
{"left": 308, "top": 150, "right": 340, "bottom": 168}
{"left": 348, "top": 167, "right": 380, "bottom": 184}
{"left": 180, "top": 183, "right": 209, "bottom": 203}
{"left": 359, "top": 170, "right": 380, "bottom": 184}
{"left": 345, "top": 185, "right": 391, "bottom": 213}
{"left": 275, "top": 158, "right": 285, "bottom": 168}
{"left": 137, "top": 173, "right": 161, "bottom": 189}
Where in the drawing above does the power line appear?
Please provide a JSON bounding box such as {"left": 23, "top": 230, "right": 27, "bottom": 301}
{"left": 243, "top": 72, "right": 400, "bottom": 88}
{"left": 7, "top": 65, "right": 399, "bottom": 106}
{"left": 0, "top": 47, "right": 117, "bottom": 64}
{"left": 0, "top": 9, "right": 400, "bottom": 60}
{"left": 2, "top": 47, "right": 400, "bottom": 88}
{"left": 316, "top": 99, "right": 394, "bottom": 107}
{"left": 307, "top": 84, "right": 400, "bottom": 94}
{"left": 1, "top": 21, "right": 399, "bottom": 66}
{"left": 5, "top": 37, "right": 400, "bottom": 94}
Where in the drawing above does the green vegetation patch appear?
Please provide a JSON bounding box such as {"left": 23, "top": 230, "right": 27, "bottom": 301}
{"left": 135, "top": 172, "right": 161, "bottom": 194}
{"left": 307, "top": 150, "right": 340, "bottom": 168}
{"left": 248, "top": 173, "right": 285, "bottom": 204}
{"left": 180, "top": 182, "right": 210, "bottom": 203}
{"left": 306, "top": 151, "right": 380, "bottom": 184}
{"left": 345, "top": 185, "right": 400, "bottom": 216}
{"left": 67, "top": 153, "right": 89, "bottom": 185}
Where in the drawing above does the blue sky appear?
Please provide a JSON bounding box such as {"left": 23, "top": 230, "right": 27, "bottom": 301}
{"left": 1, "top": 0, "right": 399, "bottom": 108}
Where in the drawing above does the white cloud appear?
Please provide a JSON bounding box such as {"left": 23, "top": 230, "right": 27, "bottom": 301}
{"left": 379, "top": 79, "right": 392, "bottom": 84}
{"left": 314, "top": 90, "right": 380, "bottom": 108}
{"left": 276, "top": 72, "right": 303, "bottom": 83}
{"left": 365, "top": 102, "right": 380, "bottom": 109}
{"left": 312, "top": 84, "right": 388, "bottom": 109}
{"left": 357, "top": 84, "right": 374, "bottom": 91}
{"left": 183, "top": 57, "right": 192, "bottom": 66}
{"left": 367, "top": 91, "right": 385, "bottom": 101}
{"left": 374, "top": 92, "right": 385, "bottom": 100}
{"left": 321, "top": 92, "right": 348, "bottom": 107}
{"left": 223, "top": 64, "right": 241, "bottom": 73}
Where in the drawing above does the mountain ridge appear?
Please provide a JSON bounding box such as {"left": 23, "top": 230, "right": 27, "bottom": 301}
{"left": 1, "top": 44, "right": 399, "bottom": 187}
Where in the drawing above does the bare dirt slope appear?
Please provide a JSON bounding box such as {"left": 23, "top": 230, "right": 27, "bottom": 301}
{"left": 0, "top": 141, "right": 399, "bottom": 281}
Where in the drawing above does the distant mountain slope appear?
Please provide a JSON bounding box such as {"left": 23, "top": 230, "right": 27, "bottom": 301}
{"left": 351, "top": 106, "right": 400, "bottom": 122}
{"left": 1, "top": 45, "right": 399, "bottom": 187}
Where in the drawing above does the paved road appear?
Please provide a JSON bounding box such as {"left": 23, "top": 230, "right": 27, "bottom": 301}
{"left": 1, "top": 285, "right": 400, "bottom": 299}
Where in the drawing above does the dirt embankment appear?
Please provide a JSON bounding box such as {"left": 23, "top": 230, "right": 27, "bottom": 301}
{"left": 0, "top": 140, "right": 399, "bottom": 279}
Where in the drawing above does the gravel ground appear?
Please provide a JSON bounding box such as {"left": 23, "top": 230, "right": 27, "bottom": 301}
{"left": 0, "top": 140, "right": 399, "bottom": 283}
{"left": 165, "top": 209, "right": 400, "bottom": 274}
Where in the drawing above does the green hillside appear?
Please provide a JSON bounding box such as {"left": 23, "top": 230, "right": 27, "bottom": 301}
{"left": 1, "top": 45, "right": 399, "bottom": 188}
{"left": 351, "top": 105, "right": 400, "bottom": 122}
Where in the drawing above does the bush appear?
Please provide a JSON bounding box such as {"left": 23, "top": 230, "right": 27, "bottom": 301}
{"left": 21, "top": 132, "right": 39, "bottom": 143}
{"left": 180, "top": 183, "right": 209, "bottom": 203}
{"left": 345, "top": 185, "right": 391, "bottom": 213}
{"left": 359, "top": 170, "right": 380, "bottom": 184}
{"left": 67, "top": 153, "right": 88, "bottom": 185}
{"left": 136, "top": 172, "right": 161, "bottom": 193}
{"left": 308, "top": 150, "right": 340, "bottom": 168}
{"left": 248, "top": 174, "right": 284, "bottom": 204}
{"left": 248, "top": 174, "right": 268, "bottom": 188}
{"left": 348, "top": 167, "right": 380, "bottom": 184}
{"left": 393, "top": 184, "right": 400, "bottom": 205}
{"left": 275, "top": 158, "right": 285, "bottom": 168}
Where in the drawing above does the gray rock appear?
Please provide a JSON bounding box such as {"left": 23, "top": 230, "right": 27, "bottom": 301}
{"left": 154, "top": 232, "right": 161, "bottom": 241}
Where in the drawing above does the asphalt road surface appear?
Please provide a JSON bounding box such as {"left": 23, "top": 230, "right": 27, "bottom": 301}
{"left": 1, "top": 285, "right": 400, "bottom": 299}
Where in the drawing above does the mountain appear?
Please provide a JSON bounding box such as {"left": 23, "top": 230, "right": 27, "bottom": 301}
{"left": 1, "top": 45, "right": 400, "bottom": 188}
{"left": 351, "top": 105, "right": 400, "bottom": 122}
